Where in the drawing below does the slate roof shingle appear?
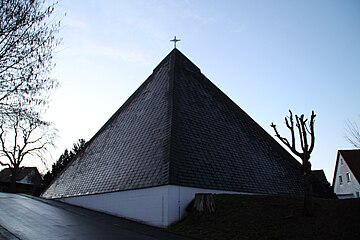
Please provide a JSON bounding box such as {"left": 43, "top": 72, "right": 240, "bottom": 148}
{"left": 42, "top": 49, "right": 307, "bottom": 199}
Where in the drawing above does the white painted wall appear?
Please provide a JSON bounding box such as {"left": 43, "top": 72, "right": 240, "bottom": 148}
{"left": 58, "top": 185, "right": 245, "bottom": 227}
{"left": 333, "top": 154, "right": 360, "bottom": 199}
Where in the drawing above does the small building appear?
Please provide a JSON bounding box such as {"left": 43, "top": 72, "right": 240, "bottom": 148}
{"left": 312, "top": 169, "right": 336, "bottom": 199}
{"left": 332, "top": 149, "right": 360, "bottom": 199}
{"left": 42, "top": 49, "right": 330, "bottom": 227}
{"left": 0, "top": 167, "right": 43, "bottom": 185}
{"left": 0, "top": 167, "right": 43, "bottom": 195}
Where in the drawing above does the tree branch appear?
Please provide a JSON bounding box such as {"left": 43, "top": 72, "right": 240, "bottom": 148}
{"left": 270, "top": 121, "right": 302, "bottom": 158}
{"left": 271, "top": 110, "right": 316, "bottom": 161}
{"left": 0, "top": 160, "right": 11, "bottom": 168}
{"left": 285, "top": 110, "right": 297, "bottom": 152}
{"left": 295, "top": 115, "right": 305, "bottom": 152}
{"left": 308, "top": 111, "right": 316, "bottom": 153}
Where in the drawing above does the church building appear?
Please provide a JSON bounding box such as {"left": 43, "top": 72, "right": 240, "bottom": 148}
{"left": 42, "top": 48, "right": 318, "bottom": 227}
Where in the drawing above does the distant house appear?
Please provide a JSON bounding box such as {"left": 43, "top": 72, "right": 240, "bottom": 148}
{"left": 42, "top": 49, "right": 332, "bottom": 227}
{"left": 312, "top": 169, "right": 335, "bottom": 198}
{"left": 0, "top": 167, "right": 43, "bottom": 186}
{"left": 313, "top": 170, "right": 329, "bottom": 185}
{"left": 332, "top": 149, "right": 360, "bottom": 199}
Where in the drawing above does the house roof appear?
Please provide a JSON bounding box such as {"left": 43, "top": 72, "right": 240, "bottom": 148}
{"left": 42, "top": 49, "right": 308, "bottom": 199}
{"left": 339, "top": 149, "right": 360, "bottom": 181}
{"left": 312, "top": 170, "right": 329, "bottom": 185}
{"left": 311, "top": 169, "right": 336, "bottom": 198}
{"left": 0, "top": 167, "right": 41, "bottom": 183}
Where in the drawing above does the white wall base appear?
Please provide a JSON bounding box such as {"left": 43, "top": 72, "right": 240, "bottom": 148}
{"left": 58, "top": 185, "right": 247, "bottom": 227}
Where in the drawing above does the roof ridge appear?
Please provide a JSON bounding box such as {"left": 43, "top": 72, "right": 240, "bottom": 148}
{"left": 339, "top": 149, "right": 360, "bottom": 152}
{"left": 76, "top": 51, "right": 178, "bottom": 161}
{"left": 167, "top": 49, "right": 176, "bottom": 184}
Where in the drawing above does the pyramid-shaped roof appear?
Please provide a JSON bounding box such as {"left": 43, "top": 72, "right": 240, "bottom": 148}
{"left": 42, "top": 49, "right": 305, "bottom": 199}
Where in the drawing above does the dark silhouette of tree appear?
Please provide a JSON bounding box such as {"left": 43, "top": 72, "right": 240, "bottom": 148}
{"left": 0, "top": 111, "right": 56, "bottom": 191}
{"left": 271, "top": 110, "right": 316, "bottom": 216}
{"left": 43, "top": 139, "right": 86, "bottom": 186}
{"left": 0, "top": 0, "right": 61, "bottom": 120}
{"left": 345, "top": 119, "right": 360, "bottom": 148}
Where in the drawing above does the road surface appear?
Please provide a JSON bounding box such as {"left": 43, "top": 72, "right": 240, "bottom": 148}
{"left": 0, "top": 192, "right": 192, "bottom": 240}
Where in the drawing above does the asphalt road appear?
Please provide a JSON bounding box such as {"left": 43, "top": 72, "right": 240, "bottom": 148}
{"left": 0, "top": 192, "right": 192, "bottom": 240}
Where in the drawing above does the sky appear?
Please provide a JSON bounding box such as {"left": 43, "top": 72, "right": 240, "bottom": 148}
{"left": 22, "top": 0, "right": 360, "bottom": 182}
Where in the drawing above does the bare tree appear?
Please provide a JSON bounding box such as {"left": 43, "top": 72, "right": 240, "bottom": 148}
{"left": 345, "top": 119, "right": 360, "bottom": 148}
{"left": 0, "top": 0, "right": 61, "bottom": 119}
{"left": 0, "top": 111, "right": 56, "bottom": 191}
{"left": 270, "top": 110, "right": 316, "bottom": 216}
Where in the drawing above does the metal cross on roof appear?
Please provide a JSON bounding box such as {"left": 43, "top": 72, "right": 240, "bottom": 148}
{"left": 170, "top": 36, "right": 180, "bottom": 49}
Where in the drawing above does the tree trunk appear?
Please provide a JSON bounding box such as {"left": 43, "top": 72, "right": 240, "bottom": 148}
{"left": 193, "top": 194, "right": 216, "bottom": 213}
{"left": 303, "top": 157, "right": 314, "bottom": 216}
{"left": 304, "top": 173, "right": 314, "bottom": 216}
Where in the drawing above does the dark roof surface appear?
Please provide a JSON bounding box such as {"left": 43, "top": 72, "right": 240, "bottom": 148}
{"left": 312, "top": 170, "right": 329, "bottom": 185}
{"left": 340, "top": 149, "right": 360, "bottom": 181}
{"left": 312, "top": 169, "right": 336, "bottom": 198}
{"left": 42, "top": 49, "right": 306, "bottom": 199}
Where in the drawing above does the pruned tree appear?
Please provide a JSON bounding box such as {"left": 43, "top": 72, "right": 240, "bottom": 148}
{"left": 43, "top": 139, "right": 86, "bottom": 186}
{"left": 345, "top": 119, "right": 360, "bottom": 148}
{"left": 0, "top": 0, "right": 61, "bottom": 119}
{"left": 270, "top": 110, "right": 316, "bottom": 216}
{"left": 0, "top": 111, "right": 57, "bottom": 191}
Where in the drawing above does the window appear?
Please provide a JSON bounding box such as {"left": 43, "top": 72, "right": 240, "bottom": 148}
{"left": 346, "top": 172, "right": 351, "bottom": 182}
{"left": 339, "top": 175, "right": 343, "bottom": 185}
{"left": 356, "top": 192, "right": 360, "bottom": 198}
{"left": 340, "top": 158, "right": 344, "bottom": 165}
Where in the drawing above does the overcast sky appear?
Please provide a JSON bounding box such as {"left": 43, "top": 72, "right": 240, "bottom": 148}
{"left": 30, "top": 0, "right": 360, "bottom": 181}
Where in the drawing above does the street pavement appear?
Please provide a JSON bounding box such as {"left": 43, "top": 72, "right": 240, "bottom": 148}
{"left": 0, "top": 192, "right": 193, "bottom": 240}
